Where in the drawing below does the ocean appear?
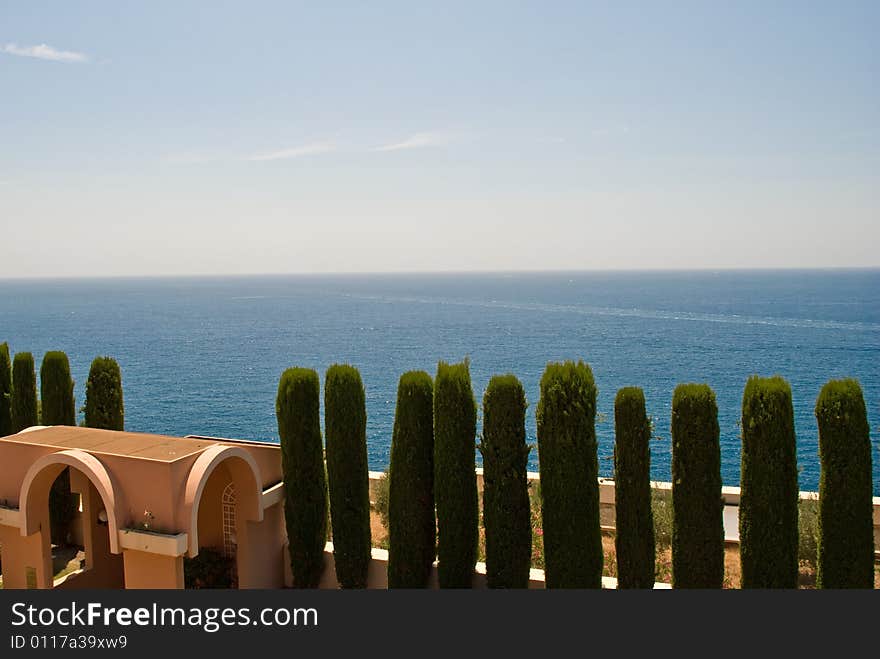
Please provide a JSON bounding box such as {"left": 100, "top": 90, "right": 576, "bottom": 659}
{"left": 0, "top": 270, "right": 877, "bottom": 495}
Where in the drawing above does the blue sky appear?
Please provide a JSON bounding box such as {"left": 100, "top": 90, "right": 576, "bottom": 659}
{"left": 1, "top": 1, "right": 877, "bottom": 276}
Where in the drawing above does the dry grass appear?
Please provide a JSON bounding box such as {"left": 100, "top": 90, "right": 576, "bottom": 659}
{"left": 369, "top": 482, "right": 879, "bottom": 589}
{"left": 369, "top": 509, "right": 880, "bottom": 588}
{"left": 370, "top": 510, "right": 387, "bottom": 548}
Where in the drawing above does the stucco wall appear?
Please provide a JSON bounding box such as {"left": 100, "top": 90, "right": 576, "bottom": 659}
{"left": 0, "top": 524, "right": 49, "bottom": 589}
{"left": 123, "top": 549, "right": 184, "bottom": 589}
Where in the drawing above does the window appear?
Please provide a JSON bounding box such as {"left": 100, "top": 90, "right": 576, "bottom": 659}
{"left": 222, "top": 482, "right": 237, "bottom": 558}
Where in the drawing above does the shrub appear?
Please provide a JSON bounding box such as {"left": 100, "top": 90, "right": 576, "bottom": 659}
{"left": 11, "top": 352, "right": 38, "bottom": 432}
{"left": 184, "top": 548, "right": 236, "bottom": 589}
{"left": 276, "top": 367, "right": 328, "bottom": 588}
{"left": 41, "top": 351, "right": 78, "bottom": 545}
{"left": 528, "top": 481, "right": 545, "bottom": 570}
{"left": 0, "top": 342, "right": 12, "bottom": 437}
{"left": 83, "top": 357, "right": 124, "bottom": 430}
{"left": 324, "top": 364, "right": 371, "bottom": 588}
{"left": 613, "top": 386, "right": 655, "bottom": 589}
{"left": 479, "top": 374, "right": 531, "bottom": 588}
{"left": 815, "top": 379, "right": 873, "bottom": 589}
{"left": 433, "top": 360, "right": 479, "bottom": 588}
{"left": 739, "top": 375, "right": 799, "bottom": 588}
{"left": 798, "top": 497, "right": 819, "bottom": 568}
{"left": 651, "top": 488, "right": 673, "bottom": 550}
{"left": 372, "top": 472, "right": 390, "bottom": 531}
{"left": 387, "top": 370, "right": 435, "bottom": 588}
{"left": 536, "top": 360, "right": 602, "bottom": 588}
{"left": 670, "top": 383, "right": 723, "bottom": 589}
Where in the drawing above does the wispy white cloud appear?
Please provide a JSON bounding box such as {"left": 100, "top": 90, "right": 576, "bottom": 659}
{"left": 246, "top": 142, "right": 335, "bottom": 161}
{"left": 162, "top": 142, "right": 336, "bottom": 165}
{"left": 3, "top": 42, "right": 88, "bottom": 63}
{"left": 166, "top": 133, "right": 455, "bottom": 165}
{"left": 374, "top": 132, "right": 450, "bottom": 152}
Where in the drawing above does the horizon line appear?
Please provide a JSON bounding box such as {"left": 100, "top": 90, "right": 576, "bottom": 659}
{"left": 0, "top": 265, "right": 878, "bottom": 283}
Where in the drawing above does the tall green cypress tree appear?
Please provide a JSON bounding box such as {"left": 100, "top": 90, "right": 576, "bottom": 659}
{"left": 387, "top": 371, "right": 436, "bottom": 588}
{"left": 536, "top": 360, "right": 602, "bottom": 588}
{"left": 276, "top": 367, "right": 328, "bottom": 588}
{"left": 613, "top": 386, "right": 655, "bottom": 589}
{"left": 671, "top": 383, "right": 724, "bottom": 589}
{"left": 815, "top": 379, "right": 873, "bottom": 589}
{"left": 480, "top": 374, "right": 531, "bottom": 588}
{"left": 739, "top": 375, "right": 799, "bottom": 588}
{"left": 83, "top": 357, "right": 124, "bottom": 430}
{"left": 0, "top": 342, "right": 12, "bottom": 437}
{"left": 433, "top": 359, "right": 478, "bottom": 588}
{"left": 41, "top": 351, "right": 76, "bottom": 426}
{"left": 12, "top": 352, "right": 38, "bottom": 432}
{"left": 324, "top": 364, "right": 371, "bottom": 588}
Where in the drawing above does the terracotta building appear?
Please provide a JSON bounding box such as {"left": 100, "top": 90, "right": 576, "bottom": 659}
{"left": 0, "top": 426, "right": 286, "bottom": 589}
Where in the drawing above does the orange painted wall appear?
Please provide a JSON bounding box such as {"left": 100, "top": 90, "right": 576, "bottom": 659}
{"left": 0, "top": 523, "right": 51, "bottom": 589}
{"left": 237, "top": 500, "right": 285, "bottom": 588}
{"left": 123, "top": 549, "right": 184, "bottom": 589}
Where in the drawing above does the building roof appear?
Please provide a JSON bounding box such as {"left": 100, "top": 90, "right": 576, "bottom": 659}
{"left": 6, "top": 426, "right": 219, "bottom": 463}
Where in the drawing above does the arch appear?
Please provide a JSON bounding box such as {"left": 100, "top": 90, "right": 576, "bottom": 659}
{"left": 182, "top": 445, "right": 263, "bottom": 557}
{"left": 19, "top": 449, "right": 125, "bottom": 554}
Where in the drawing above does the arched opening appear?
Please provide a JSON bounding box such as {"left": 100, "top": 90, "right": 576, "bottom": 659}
{"left": 47, "top": 467, "right": 82, "bottom": 582}
{"left": 19, "top": 452, "right": 124, "bottom": 589}
{"left": 183, "top": 446, "right": 262, "bottom": 589}
{"left": 187, "top": 465, "right": 238, "bottom": 588}
{"left": 55, "top": 468, "right": 124, "bottom": 588}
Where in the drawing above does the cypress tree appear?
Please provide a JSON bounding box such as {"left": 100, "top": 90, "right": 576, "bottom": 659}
{"left": 387, "top": 371, "right": 436, "bottom": 588}
{"left": 0, "top": 342, "right": 12, "bottom": 437}
{"left": 670, "top": 383, "right": 724, "bottom": 588}
{"left": 12, "top": 352, "right": 38, "bottom": 432}
{"left": 433, "top": 359, "right": 479, "bottom": 588}
{"left": 613, "top": 386, "right": 655, "bottom": 589}
{"left": 41, "top": 351, "right": 76, "bottom": 426}
{"left": 815, "top": 379, "right": 873, "bottom": 588}
{"left": 536, "top": 360, "right": 602, "bottom": 588}
{"left": 83, "top": 357, "right": 124, "bottom": 430}
{"left": 40, "top": 351, "right": 78, "bottom": 545}
{"left": 739, "top": 375, "right": 799, "bottom": 588}
{"left": 479, "top": 374, "right": 531, "bottom": 588}
{"left": 324, "top": 364, "right": 371, "bottom": 588}
{"left": 276, "top": 367, "right": 328, "bottom": 588}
